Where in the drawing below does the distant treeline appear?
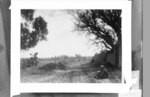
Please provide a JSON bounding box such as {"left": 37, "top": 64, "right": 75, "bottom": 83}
{"left": 38, "top": 55, "right": 92, "bottom": 61}
{"left": 38, "top": 55, "right": 92, "bottom": 65}
{"left": 21, "top": 54, "right": 93, "bottom": 69}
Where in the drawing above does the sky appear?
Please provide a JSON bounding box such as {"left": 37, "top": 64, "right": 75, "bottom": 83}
{"left": 21, "top": 10, "right": 101, "bottom": 58}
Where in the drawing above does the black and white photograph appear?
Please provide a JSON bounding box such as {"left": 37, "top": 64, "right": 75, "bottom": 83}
{"left": 20, "top": 9, "right": 122, "bottom": 83}
{"left": 11, "top": 0, "right": 132, "bottom": 94}
{"left": 0, "top": 0, "right": 144, "bottom": 97}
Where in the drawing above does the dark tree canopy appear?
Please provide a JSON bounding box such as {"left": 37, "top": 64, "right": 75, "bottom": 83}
{"left": 73, "top": 10, "right": 121, "bottom": 51}
{"left": 21, "top": 10, "right": 34, "bottom": 21}
{"left": 21, "top": 10, "right": 48, "bottom": 50}
{"left": 72, "top": 10, "right": 122, "bottom": 67}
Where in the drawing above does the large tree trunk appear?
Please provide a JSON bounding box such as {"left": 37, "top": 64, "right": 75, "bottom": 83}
{"left": 114, "top": 45, "right": 121, "bottom": 69}
{"left": 106, "top": 31, "right": 121, "bottom": 69}
{"left": 114, "top": 31, "right": 122, "bottom": 69}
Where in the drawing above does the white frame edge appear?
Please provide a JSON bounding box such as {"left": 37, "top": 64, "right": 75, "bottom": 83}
{"left": 10, "top": 0, "right": 132, "bottom": 96}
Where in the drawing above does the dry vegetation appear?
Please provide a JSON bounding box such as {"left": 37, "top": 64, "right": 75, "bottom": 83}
{"left": 21, "top": 55, "right": 121, "bottom": 83}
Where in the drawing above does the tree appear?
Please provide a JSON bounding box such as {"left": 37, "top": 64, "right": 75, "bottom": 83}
{"left": 72, "top": 10, "right": 122, "bottom": 68}
{"left": 21, "top": 10, "right": 48, "bottom": 50}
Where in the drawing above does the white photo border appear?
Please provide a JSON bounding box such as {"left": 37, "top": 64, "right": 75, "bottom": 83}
{"left": 10, "top": 0, "right": 132, "bottom": 96}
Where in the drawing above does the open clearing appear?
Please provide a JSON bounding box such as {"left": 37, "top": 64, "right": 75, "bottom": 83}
{"left": 21, "top": 60, "right": 121, "bottom": 83}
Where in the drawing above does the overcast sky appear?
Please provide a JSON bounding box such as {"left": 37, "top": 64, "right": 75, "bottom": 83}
{"left": 21, "top": 10, "right": 100, "bottom": 58}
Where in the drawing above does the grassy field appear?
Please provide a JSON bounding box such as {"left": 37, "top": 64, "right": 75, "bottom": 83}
{"left": 21, "top": 56, "right": 121, "bottom": 83}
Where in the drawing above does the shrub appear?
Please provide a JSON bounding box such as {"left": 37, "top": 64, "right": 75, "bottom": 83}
{"left": 56, "top": 62, "right": 67, "bottom": 70}
{"left": 21, "top": 52, "right": 39, "bottom": 70}
{"left": 38, "top": 62, "right": 67, "bottom": 71}
{"left": 38, "top": 63, "right": 56, "bottom": 71}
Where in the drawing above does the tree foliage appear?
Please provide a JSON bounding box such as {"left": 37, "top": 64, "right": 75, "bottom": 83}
{"left": 73, "top": 10, "right": 121, "bottom": 51}
{"left": 21, "top": 10, "right": 48, "bottom": 50}
{"left": 21, "top": 10, "right": 34, "bottom": 21}
{"left": 72, "top": 10, "right": 122, "bottom": 67}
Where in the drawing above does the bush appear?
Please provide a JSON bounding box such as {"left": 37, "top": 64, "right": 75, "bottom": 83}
{"left": 21, "top": 52, "right": 39, "bottom": 70}
{"left": 38, "top": 62, "right": 67, "bottom": 71}
{"left": 38, "top": 63, "right": 56, "bottom": 71}
{"left": 56, "top": 62, "right": 67, "bottom": 70}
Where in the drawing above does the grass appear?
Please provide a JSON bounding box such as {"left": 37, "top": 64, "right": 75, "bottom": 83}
{"left": 21, "top": 56, "right": 121, "bottom": 83}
